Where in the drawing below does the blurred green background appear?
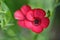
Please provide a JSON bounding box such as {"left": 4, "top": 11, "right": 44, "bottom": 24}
{"left": 0, "top": 0, "right": 60, "bottom": 40}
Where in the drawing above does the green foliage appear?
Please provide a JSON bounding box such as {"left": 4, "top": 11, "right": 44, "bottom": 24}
{"left": 0, "top": 0, "right": 60, "bottom": 40}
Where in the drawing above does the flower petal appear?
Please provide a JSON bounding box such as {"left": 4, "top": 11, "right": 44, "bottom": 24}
{"left": 17, "top": 20, "right": 26, "bottom": 28}
{"left": 14, "top": 10, "right": 25, "bottom": 20}
{"left": 33, "top": 9, "right": 46, "bottom": 18}
{"left": 21, "top": 5, "right": 31, "bottom": 15}
{"left": 32, "top": 26, "right": 43, "bottom": 33}
{"left": 24, "top": 20, "right": 33, "bottom": 29}
{"left": 25, "top": 20, "right": 43, "bottom": 33}
{"left": 40, "top": 17, "right": 50, "bottom": 28}
{"left": 26, "top": 10, "right": 34, "bottom": 21}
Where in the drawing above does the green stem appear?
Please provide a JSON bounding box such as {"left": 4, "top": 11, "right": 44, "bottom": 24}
{"left": 34, "top": 34, "right": 39, "bottom": 40}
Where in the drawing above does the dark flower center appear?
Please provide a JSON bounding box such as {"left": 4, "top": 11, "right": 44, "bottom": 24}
{"left": 34, "top": 19, "right": 40, "bottom": 25}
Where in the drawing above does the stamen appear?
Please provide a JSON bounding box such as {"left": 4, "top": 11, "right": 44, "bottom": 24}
{"left": 34, "top": 19, "right": 39, "bottom": 24}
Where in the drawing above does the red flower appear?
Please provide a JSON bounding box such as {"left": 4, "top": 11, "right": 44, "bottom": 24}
{"left": 14, "top": 5, "right": 50, "bottom": 33}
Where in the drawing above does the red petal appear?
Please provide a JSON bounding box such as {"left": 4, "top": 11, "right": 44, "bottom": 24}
{"left": 32, "top": 26, "right": 43, "bottom": 34}
{"left": 25, "top": 20, "right": 43, "bottom": 33}
{"left": 40, "top": 17, "right": 50, "bottom": 28}
{"left": 33, "top": 9, "right": 46, "bottom": 18}
{"left": 14, "top": 10, "right": 25, "bottom": 20}
{"left": 21, "top": 5, "right": 31, "bottom": 15}
{"left": 26, "top": 10, "right": 34, "bottom": 21}
{"left": 17, "top": 20, "right": 26, "bottom": 28}
{"left": 24, "top": 20, "right": 33, "bottom": 29}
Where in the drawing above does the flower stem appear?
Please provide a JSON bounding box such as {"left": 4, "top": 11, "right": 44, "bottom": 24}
{"left": 33, "top": 34, "right": 39, "bottom": 40}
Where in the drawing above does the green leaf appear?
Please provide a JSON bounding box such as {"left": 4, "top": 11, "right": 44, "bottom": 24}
{"left": 1, "top": 1, "right": 9, "bottom": 11}
{"left": 0, "top": 1, "right": 13, "bottom": 31}
{"left": 6, "top": 28, "right": 16, "bottom": 37}
{"left": 4, "top": 0, "right": 28, "bottom": 14}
